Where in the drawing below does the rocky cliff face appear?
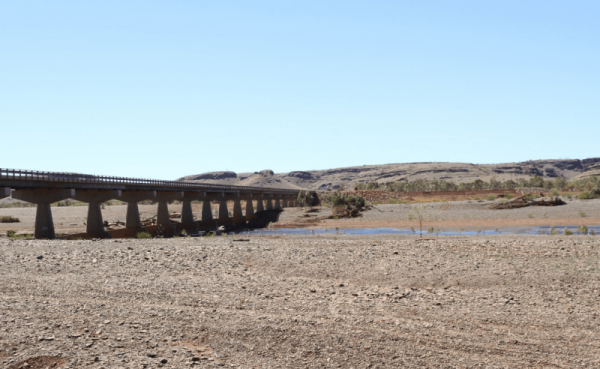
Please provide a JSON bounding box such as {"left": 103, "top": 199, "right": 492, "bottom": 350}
{"left": 177, "top": 158, "right": 600, "bottom": 190}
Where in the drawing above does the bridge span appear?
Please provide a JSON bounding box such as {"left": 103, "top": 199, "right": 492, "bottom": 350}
{"left": 0, "top": 168, "right": 301, "bottom": 239}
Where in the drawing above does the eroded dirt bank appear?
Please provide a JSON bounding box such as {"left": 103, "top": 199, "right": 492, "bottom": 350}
{"left": 2, "top": 235, "right": 600, "bottom": 368}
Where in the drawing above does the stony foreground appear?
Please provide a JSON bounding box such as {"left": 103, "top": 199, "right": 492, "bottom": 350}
{"left": 1, "top": 235, "right": 600, "bottom": 368}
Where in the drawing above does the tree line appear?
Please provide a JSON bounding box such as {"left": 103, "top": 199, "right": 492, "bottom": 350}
{"left": 354, "top": 176, "right": 599, "bottom": 193}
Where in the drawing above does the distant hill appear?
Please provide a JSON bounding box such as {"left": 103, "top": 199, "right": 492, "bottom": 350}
{"left": 177, "top": 158, "right": 600, "bottom": 190}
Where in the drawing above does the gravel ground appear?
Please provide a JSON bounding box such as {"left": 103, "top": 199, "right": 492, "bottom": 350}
{"left": 2, "top": 234, "right": 600, "bottom": 368}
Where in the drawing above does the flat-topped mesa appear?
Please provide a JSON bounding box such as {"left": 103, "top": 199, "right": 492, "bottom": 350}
{"left": 0, "top": 168, "right": 303, "bottom": 239}
{"left": 182, "top": 158, "right": 600, "bottom": 191}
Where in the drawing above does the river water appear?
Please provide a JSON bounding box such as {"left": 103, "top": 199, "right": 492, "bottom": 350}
{"left": 239, "top": 225, "right": 600, "bottom": 236}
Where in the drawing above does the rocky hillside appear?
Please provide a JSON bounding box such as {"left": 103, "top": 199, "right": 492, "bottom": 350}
{"left": 178, "top": 158, "right": 600, "bottom": 190}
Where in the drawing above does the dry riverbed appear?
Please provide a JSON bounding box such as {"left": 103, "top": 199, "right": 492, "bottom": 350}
{"left": 2, "top": 234, "right": 600, "bottom": 368}
{"left": 2, "top": 198, "right": 600, "bottom": 237}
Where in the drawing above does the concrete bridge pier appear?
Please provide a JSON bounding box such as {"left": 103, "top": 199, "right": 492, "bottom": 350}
{"left": 181, "top": 202, "right": 193, "bottom": 224}
{"left": 245, "top": 196, "right": 255, "bottom": 221}
{"left": 120, "top": 191, "right": 156, "bottom": 229}
{"left": 266, "top": 195, "right": 273, "bottom": 210}
{"left": 155, "top": 192, "right": 183, "bottom": 235}
{"left": 218, "top": 199, "right": 232, "bottom": 225}
{"left": 12, "top": 189, "right": 75, "bottom": 239}
{"left": 1, "top": 188, "right": 10, "bottom": 199}
{"left": 201, "top": 199, "right": 214, "bottom": 224}
{"left": 282, "top": 198, "right": 288, "bottom": 208}
{"left": 199, "top": 192, "right": 226, "bottom": 229}
{"left": 181, "top": 192, "right": 206, "bottom": 234}
{"left": 274, "top": 197, "right": 281, "bottom": 209}
{"left": 232, "top": 194, "right": 246, "bottom": 225}
{"left": 73, "top": 190, "right": 122, "bottom": 237}
{"left": 255, "top": 194, "right": 264, "bottom": 213}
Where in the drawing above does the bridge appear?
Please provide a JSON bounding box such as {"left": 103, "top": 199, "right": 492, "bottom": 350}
{"left": 0, "top": 168, "right": 301, "bottom": 239}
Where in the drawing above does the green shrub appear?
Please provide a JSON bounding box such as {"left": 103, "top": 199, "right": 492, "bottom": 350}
{"left": 355, "top": 183, "right": 367, "bottom": 190}
{"left": 366, "top": 182, "right": 381, "bottom": 190}
{"left": 579, "top": 211, "right": 587, "bottom": 218}
{"left": 577, "top": 225, "right": 588, "bottom": 234}
{"left": 563, "top": 228, "right": 573, "bottom": 236}
{"left": 297, "top": 190, "right": 320, "bottom": 207}
{"left": 6, "top": 231, "right": 32, "bottom": 240}
{"left": 485, "top": 194, "right": 496, "bottom": 201}
{"left": 322, "top": 191, "right": 366, "bottom": 210}
{"left": 550, "top": 189, "right": 560, "bottom": 196}
{"left": 505, "top": 193, "right": 514, "bottom": 200}
{"left": 578, "top": 192, "right": 591, "bottom": 200}
{"left": 136, "top": 232, "right": 151, "bottom": 239}
{"left": 0, "top": 216, "right": 20, "bottom": 223}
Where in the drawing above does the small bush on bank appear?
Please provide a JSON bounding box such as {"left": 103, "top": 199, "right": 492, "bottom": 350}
{"left": 322, "top": 191, "right": 368, "bottom": 219}
{"left": 578, "top": 192, "right": 592, "bottom": 200}
{"left": 6, "top": 230, "right": 32, "bottom": 240}
{"left": 505, "top": 193, "right": 514, "bottom": 200}
{"left": 485, "top": 195, "right": 496, "bottom": 201}
{"left": 0, "top": 216, "right": 20, "bottom": 223}
{"left": 136, "top": 232, "right": 151, "bottom": 239}
{"left": 322, "top": 191, "right": 366, "bottom": 210}
{"left": 355, "top": 183, "right": 367, "bottom": 190}
{"left": 564, "top": 228, "right": 573, "bottom": 236}
{"left": 366, "top": 182, "right": 380, "bottom": 190}
{"left": 297, "top": 190, "right": 320, "bottom": 208}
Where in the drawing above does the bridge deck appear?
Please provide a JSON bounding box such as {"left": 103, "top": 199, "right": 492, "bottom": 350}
{"left": 0, "top": 168, "right": 298, "bottom": 195}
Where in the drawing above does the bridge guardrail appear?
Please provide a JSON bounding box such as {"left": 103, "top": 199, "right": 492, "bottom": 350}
{"left": 0, "top": 168, "right": 298, "bottom": 194}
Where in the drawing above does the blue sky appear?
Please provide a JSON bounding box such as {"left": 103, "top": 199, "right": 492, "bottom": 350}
{"left": 1, "top": 1, "right": 598, "bottom": 180}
